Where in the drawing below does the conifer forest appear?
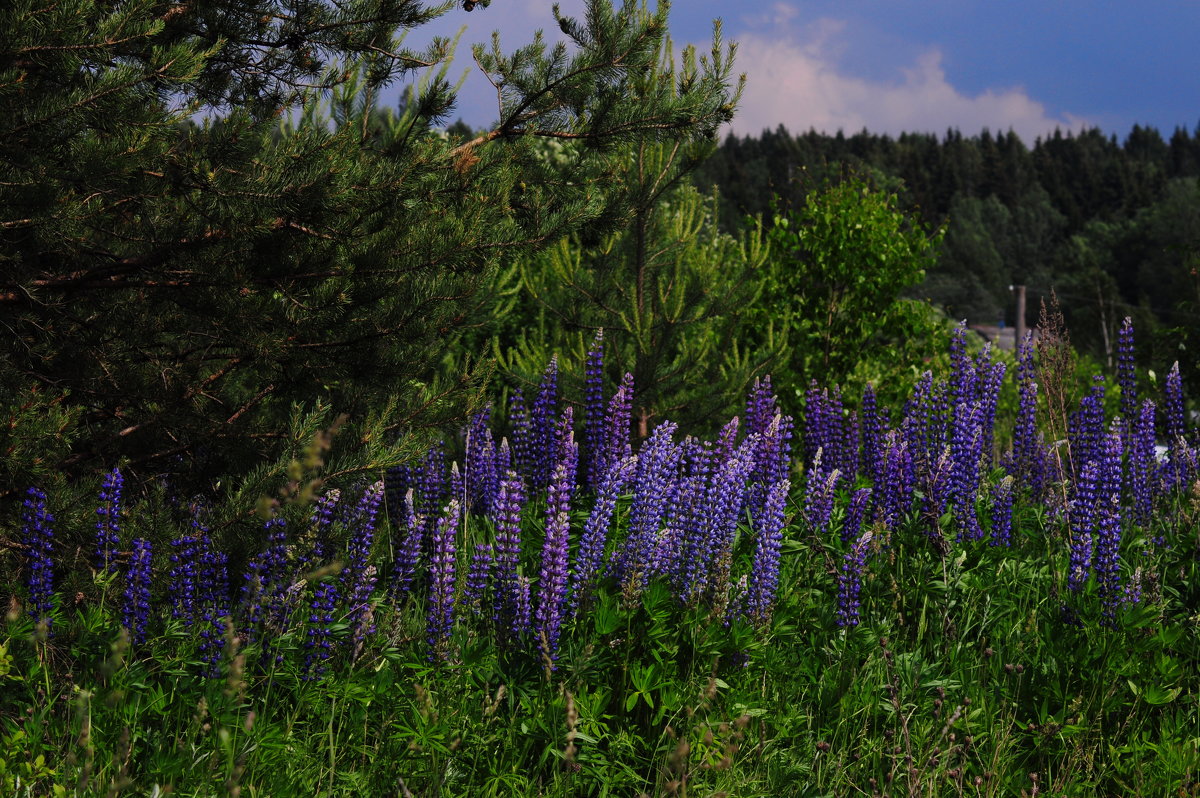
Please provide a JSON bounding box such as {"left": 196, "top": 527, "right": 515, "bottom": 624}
{"left": 2, "top": 1, "right": 1200, "bottom": 795}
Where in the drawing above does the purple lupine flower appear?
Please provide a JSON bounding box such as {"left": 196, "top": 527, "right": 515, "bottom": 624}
{"left": 1011, "top": 332, "right": 1046, "bottom": 497}
{"left": 535, "top": 460, "right": 575, "bottom": 665}
{"left": 657, "top": 441, "right": 710, "bottom": 590}
{"left": 462, "top": 542, "right": 493, "bottom": 613}
{"left": 1164, "top": 361, "right": 1190, "bottom": 492}
{"left": 1165, "top": 361, "right": 1186, "bottom": 440}
{"left": 950, "top": 401, "right": 985, "bottom": 542}
{"left": 1130, "top": 399, "right": 1157, "bottom": 528}
{"left": 22, "top": 487, "right": 55, "bottom": 629}
{"left": 745, "top": 375, "right": 778, "bottom": 440}
{"left": 304, "top": 578, "right": 339, "bottom": 679}
{"left": 860, "top": 384, "right": 884, "bottom": 485}
{"left": 122, "top": 538, "right": 153, "bottom": 644}
{"left": 975, "top": 348, "right": 1006, "bottom": 468}
{"left": 508, "top": 387, "right": 532, "bottom": 480}
{"left": 571, "top": 454, "right": 638, "bottom": 614}
{"left": 169, "top": 507, "right": 206, "bottom": 626}
{"left": 875, "top": 431, "right": 915, "bottom": 531}
{"left": 1117, "top": 317, "right": 1138, "bottom": 424}
{"left": 241, "top": 517, "right": 288, "bottom": 643}
{"left": 1068, "top": 460, "right": 1099, "bottom": 594}
{"left": 392, "top": 489, "right": 423, "bottom": 597}
{"left": 840, "top": 410, "right": 860, "bottom": 487}
{"left": 601, "top": 373, "right": 634, "bottom": 483}
{"left": 491, "top": 470, "right": 527, "bottom": 645}
{"left": 841, "top": 487, "right": 872, "bottom": 543}
{"left": 344, "top": 481, "right": 384, "bottom": 646}
{"left": 989, "top": 476, "right": 1014, "bottom": 547}
{"left": 803, "top": 383, "right": 845, "bottom": 474}
{"left": 197, "top": 537, "right": 230, "bottom": 675}
{"left": 307, "top": 489, "right": 341, "bottom": 566}
{"left": 949, "top": 323, "right": 976, "bottom": 414}
{"left": 1068, "top": 376, "right": 1107, "bottom": 479}
{"left": 714, "top": 415, "right": 740, "bottom": 467}
{"left": 918, "top": 444, "right": 955, "bottom": 535}
{"left": 691, "top": 438, "right": 756, "bottom": 607}
{"left": 554, "top": 406, "right": 579, "bottom": 487}
{"left": 905, "top": 372, "right": 950, "bottom": 491}
{"left": 384, "top": 463, "right": 412, "bottom": 528}
{"left": 417, "top": 443, "right": 448, "bottom": 550}
{"left": 529, "top": 356, "right": 560, "bottom": 489}
{"left": 802, "top": 452, "right": 841, "bottom": 535}
{"left": 1095, "top": 432, "right": 1124, "bottom": 623}
{"left": 95, "top": 467, "right": 123, "bottom": 574}
{"left": 427, "top": 500, "right": 460, "bottom": 662}
{"left": 745, "top": 479, "right": 790, "bottom": 626}
{"left": 584, "top": 329, "right": 607, "bottom": 489}
{"left": 449, "top": 461, "right": 465, "bottom": 508}
{"left": 836, "top": 529, "right": 873, "bottom": 628}
{"left": 465, "top": 406, "right": 496, "bottom": 514}
{"left": 615, "top": 421, "right": 681, "bottom": 587}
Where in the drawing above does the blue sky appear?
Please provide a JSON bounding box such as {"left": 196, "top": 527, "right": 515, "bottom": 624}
{"left": 411, "top": 0, "right": 1200, "bottom": 143}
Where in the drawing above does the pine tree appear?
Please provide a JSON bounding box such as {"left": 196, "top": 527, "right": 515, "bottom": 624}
{"left": 0, "top": 0, "right": 740, "bottom": 493}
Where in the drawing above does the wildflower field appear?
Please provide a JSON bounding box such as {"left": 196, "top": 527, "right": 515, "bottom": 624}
{"left": 4, "top": 320, "right": 1200, "bottom": 797}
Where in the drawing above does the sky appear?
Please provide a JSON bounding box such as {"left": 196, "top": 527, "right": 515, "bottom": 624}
{"left": 407, "top": 0, "right": 1200, "bottom": 144}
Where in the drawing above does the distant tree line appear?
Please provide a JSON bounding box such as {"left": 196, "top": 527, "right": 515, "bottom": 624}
{"left": 694, "top": 124, "right": 1200, "bottom": 377}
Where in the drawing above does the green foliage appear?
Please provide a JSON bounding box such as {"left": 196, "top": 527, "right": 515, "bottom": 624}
{"left": 457, "top": 18, "right": 779, "bottom": 436}
{"left": 0, "top": 0, "right": 741, "bottom": 496}
{"left": 757, "top": 174, "right": 945, "bottom": 404}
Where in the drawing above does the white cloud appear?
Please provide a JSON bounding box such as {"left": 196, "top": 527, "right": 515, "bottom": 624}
{"left": 728, "top": 21, "right": 1090, "bottom": 143}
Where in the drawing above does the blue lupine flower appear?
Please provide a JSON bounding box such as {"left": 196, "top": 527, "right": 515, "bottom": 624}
{"left": 241, "top": 517, "right": 288, "bottom": 642}
{"left": 307, "top": 489, "right": 341, "bottom": 565}
{"left": 951, "top": 401, "right": 985, "bottom": 542}
{"left": 1068, "top": 460, "right": 1099, "bottom": 594}
{"left": 491, "top": 470, "right": 526, "bottom": 645}
{"left": 689, "top": 438, "right": 755, "bottom": 605}
{"left": 745, "top": 479, "right": 789, "bottom": 626}
{"left": 169, "top": 507, "right": 206, "bottom": 626}
{"left": 427, "top": 501, "right": 460, "bottom": 662}
{"left": 392, "top": 489, "right": 422, "bottom": 597}
{"left": 197, "top": 536, "right": 230, "bottom": 675}
{"left": 1117, "top": 317, "right": 1138, "bottom": 423}
{"left": 571, "top": 454, "right": 637, "bottom": 614}
{"left": 1130, "top": 399, "right": 1157, "bottom": 528}
{"left": 584, "top": 330, "right": 607, "bottom": 489}
{"left": 989, "top": 476, "right": 1014, "bottom": 547}
{"left": 600, "top": 373, "right": 634, "bottom": 484}
{"left": 95, "top": 467, "right": 123, "bottom": 574}
{"left": 22, "top": 486, "right": 55, "bottom": 629}
{"left": 1068, "top": 376, "right": 1106, "bottom": 479}
{"left": 836, "top": 530, "right": 873, "bottom": 628}
{"left": 615, "top": 421, "right": 680, "bottom": 587}
{"left": 465, "top": 406, "right": 496, "bottom": 514}
{"left": 536, "top": 459, "right": 576, "bottom": 665}
{"left": 527, "top": 356, "right": 559, "bottom": 489}
{"left": 1165, "top": 361, "right": 1190, "bottom": 491}
{"left": 122, "top": 539, "right": 153, "bottom": 644}
{"left": 462, "top": 542, "right": 493, "bottom": 613}
{"left": 345, "top": 481, "right": 384, "bottom": 647}
{"left": 304, "top": 578, "right": 339, "bottom": 679}
{"left": 1011, "top": 332, "right": 1046, "bottom": 497}
{"left": 975, "top": 347, "right": 1006, "bottom": 468}
{"left": 508, "top": 387, "right": 532, "bottom": 482}
{"left": 802, "top": 451, "right": 840, "bottom": 535}
{"left": 1095, "top": 432, "right": 1124, "bottom": 623}
{"left": 875, "top": 431, "right": 914, "bottom": 531}
{"left": 841, "top": 487, "right": 872, "bottom": 543}
{"left": 861, "top": 384, "right": 884, "bottom": 485}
